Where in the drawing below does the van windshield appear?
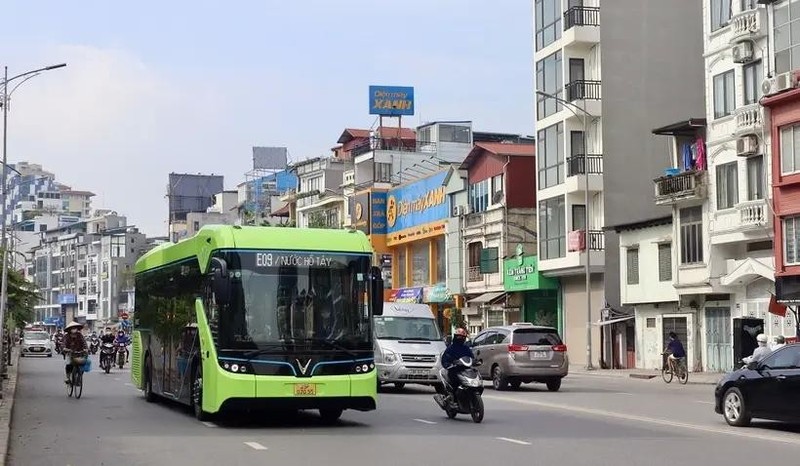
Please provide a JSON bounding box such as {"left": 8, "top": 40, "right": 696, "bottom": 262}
{"left": 374, "top": 316, "right": 442, "bottom": 341}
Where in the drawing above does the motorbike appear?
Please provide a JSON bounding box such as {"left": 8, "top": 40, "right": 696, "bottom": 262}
{"left": 100, "top": 343, "right": 115, "bottom": 374}
{"left": 89, "top": 337, "right": 100, "bottom": 355}
{"left": 115, "top": 342, "right": 128, "bottom": 369}
{"left": 433, "top": 356, "right": 485, "bottom": 423}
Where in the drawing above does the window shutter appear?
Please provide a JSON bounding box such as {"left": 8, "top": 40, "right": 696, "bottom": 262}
{"left": 480, "top": 247, "right": 499, "bottom": 273}
{"left": 658, "top": 243, "right": 672, "bottom": 282}
{"left": 626, "top": 248, "right": 639, "bottom": 285}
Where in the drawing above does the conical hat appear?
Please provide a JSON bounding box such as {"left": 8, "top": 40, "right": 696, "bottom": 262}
{"left": 64, "top": 321, "right": 83, "bottom": 330}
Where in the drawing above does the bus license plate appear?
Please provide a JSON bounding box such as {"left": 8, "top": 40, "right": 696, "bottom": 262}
{"left": 294, "top": 383, "right": 317, "bottom": 396}
{"left": 530, "top": 351, "right": 548, "bottom": 360}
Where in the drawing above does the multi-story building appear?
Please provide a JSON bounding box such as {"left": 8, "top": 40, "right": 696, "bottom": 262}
{"left": 290, "top": 156, "right": 350, "bottom": 229}
{"left": 186, "top": 191, "right": 239, "bottom": 236}
{"left": 534, "top": 0, "right": 707, "bottom": 368}
{"left": 167, "top": 173, "right": 225, "bottom": 242}
{"left": 31, "top": 212, "right": 146, "bottom": 330}
{"left": 455, "top": 142, "right": 539, "bottom": 332}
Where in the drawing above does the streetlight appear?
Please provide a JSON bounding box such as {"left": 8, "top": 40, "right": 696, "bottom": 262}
{"left": 536, "top": 89, "right": 595, "bottom": 370}
{"left": 0, "top": 63, "right": 66, "bottom": 393}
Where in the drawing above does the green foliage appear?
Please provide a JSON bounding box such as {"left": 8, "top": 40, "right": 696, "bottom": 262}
{"left": 6, "top": 268, "right": 39, "bottom": 329}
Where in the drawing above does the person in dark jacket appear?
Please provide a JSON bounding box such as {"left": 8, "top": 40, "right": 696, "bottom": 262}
{"left": 63, "top": 321, "right": 88, "bottom": 383}
{"left": 441, "top": 328, "right": 474, "bottom": 393}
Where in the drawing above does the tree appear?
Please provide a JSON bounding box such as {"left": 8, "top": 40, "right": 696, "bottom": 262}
{"left": 5, "top": 268, "right": 39, "bottom": 329}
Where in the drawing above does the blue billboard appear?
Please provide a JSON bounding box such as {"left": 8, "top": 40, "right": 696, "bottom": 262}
{"left": 369, "top": 85, "right": 415, "bottom": 116}
{"left": 58, "top": 293, "right": 77, "bottom": 305}
{"left": 386, "top": 171, "right": 448, "bottom": 234}
{"left": 371, "top": 191, "right": 388, "bottom": 235}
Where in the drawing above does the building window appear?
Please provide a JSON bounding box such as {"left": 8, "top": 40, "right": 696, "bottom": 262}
{"left": 572, "top": 204, "right": 586, "bottom": 231}
{"left": 716, "top": 162, "right": 739, "bottom": 210}
{"left": 439, "top": 124, "right": 471, "bottom": 143}
{"left": 646, "top": 317, "right": 656, "bottom": 328}
{"left": 411, "top": 242, "right": 430, "bottom": 286}
{"left": 626, "top": 248, "right": 639, "bottom": 285}
{"left": 747, "top": 155, "right": 764, "bottom": 201}
{"left": 743, "top": 61, "right": 763, "bottom": 106}
{"left": 775, "top": 0, "right": 800, "bottom": 74}
{"left": 468, "top": 242, "right": 483, "bottom": 268}
{"left": 713, "top": 70, "right": 735, "bottom": 118}
{"left": 780, "top": 124, "right": 800, "bottom": 174}
{"left": 375, "top": 162, "right": 392, "bottom": 182}
{"left": 303, "top": 176, "right": 321, "bottom": 193}
{"left": 480, "top": 247, "right": 499, "bottom": 274}
{"left": 658, "top": 243, "right": 672, "bottom": 282}
{"left": 711, "top": 0, "right": 732, "bottom": 32}
{"left": 491, "top": 174, "right": 504, "bottom": 204}
{"left": 539, "top": 196, "right": 566, "bottom": 260}
{"left": 680, "top": 206, "right": 704, "bottom": 264}
{"left": 784, "top": 216, "right": 800, "bottom": 265}
{"left": 537, "top": 122, "right": 564, "bottom": 189}
{"left": 469, "top": 179, "right": 489, "bottom": 213}
{"left": 435, "top": 236, "right": 446, "bottom": 284}
{"left": 397, "top": 247, "right": 406, "bottom": 287}
{"left": 536, "top": 51, "right": 563, "bottom": 120}
{"left": 534, "top": 0, "right": 561, "bottom": 51}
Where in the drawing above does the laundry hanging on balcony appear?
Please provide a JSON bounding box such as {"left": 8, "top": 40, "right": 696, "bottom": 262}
{"left": 680, "top": 138, "right": 707, "bottom": 172}
{"left": 682, "top": 143, "right": 694, "bottom": 171}
{"left": 695, "top": 136, "right": 707, "bottom": 170}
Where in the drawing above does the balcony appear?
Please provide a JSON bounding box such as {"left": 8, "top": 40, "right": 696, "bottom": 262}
{"left": 733, "top": 104, "right": 763, "bottom": 137}
{"left": 653, "top": 170, "right": 707, "bottom": 206}
{"left": 729, "top": 8, "right": 766, "bottom": 44}
{"left": 350, "top": 140, "right": 437, "bottom": 157}
{"left": 738, "top": 199, "right": 768, "bottom": 227}
{"left": 567, "top": 154, "right": 603, "bottom": 176}
{"left": 567, "top": 229, "right": 605, "bottom": 252}
{"left": 712, "top": 199, "right": 771, "bottom": 244}
{"left": 566, "top": 80, "right": 601, "bottom": 102}
{"left": 564, "top": 6, "right": 600, "bottom": 30}
{"left": 468, "top": 266, "right": 483, "bottom": 283}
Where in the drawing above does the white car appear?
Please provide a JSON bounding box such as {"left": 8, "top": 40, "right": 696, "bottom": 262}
{"left": 21, "top": 330, "right": 53, "bottom": 357}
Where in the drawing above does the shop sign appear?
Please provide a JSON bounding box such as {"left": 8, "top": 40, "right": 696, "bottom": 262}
{"left": 369, "top": 85, "right": 414, "bottom": 116}
{"left": 386, "top": 171, "right": 449, "bottom": 235}
{"left": 503, "top": 253, "right": 558, "bottom": 292}
{"left": 371, "top": 191, "right": 387, "bottom": 234}
{"left": 389, "top": 287, "right": 423, "bottom": 303}
{"left": 351, "top": 192, "right": 370, "bottom": 234}
{"left": 425, "top": 283, "right": 452, "bottom": 303}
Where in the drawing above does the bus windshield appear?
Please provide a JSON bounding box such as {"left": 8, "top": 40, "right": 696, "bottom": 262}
{"left": 215, "top": 250, "right": 372, "bottom": 350}
{"left": 374, "top": 316, "right": 442, "bottom": 341}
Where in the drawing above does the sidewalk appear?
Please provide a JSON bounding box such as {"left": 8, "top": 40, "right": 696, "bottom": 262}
{"left": 0, "top": 349, "right": 20, "bottom": 466}
{"left": 569, "top": 365, "right": 724, "bottom": 385}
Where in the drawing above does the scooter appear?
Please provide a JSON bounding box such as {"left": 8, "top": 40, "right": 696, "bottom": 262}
{"left": 89, "top": 337, "right": 100, "bottom": 355}
{"left": 115, "top": 342, "right": 128, "bottom": 369}
{"left": 100, "top": 343, "right": 114, "bottom": 374}
{"left": 433, "top": 356, "right": 485, "bottom": 423}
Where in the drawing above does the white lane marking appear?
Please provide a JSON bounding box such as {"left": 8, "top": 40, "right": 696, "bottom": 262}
{"left": 482, "top": 394, "right": 800, "bottom": 446}
{"left": 613, "top": 392, "right": 634, "bottom": 395}
{"left": 202, "top": 421, "right": 218, "bottom": 428}
{"left": 244, "top": 441, "right": 268, "bottom": 450}
{"left": 694, "top": 401, "right": 714, "bottom": 405}
{"left": 413, "top": 418, "right": 437, "bottom": 425}
{"left": 496, "top": 437, "right": 531, "bottom": 446}
{"left": 114, "top": 378, "right": 120, "bottom": 381}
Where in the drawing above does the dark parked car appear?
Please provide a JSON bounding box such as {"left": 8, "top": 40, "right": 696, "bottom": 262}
{"left": 714, "top": 343, "right": 800, "bottom": 427}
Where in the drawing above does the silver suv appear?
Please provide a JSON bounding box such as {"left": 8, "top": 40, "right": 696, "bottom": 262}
{"left": 471, "top": 323, "right": 568, "bottom": 391}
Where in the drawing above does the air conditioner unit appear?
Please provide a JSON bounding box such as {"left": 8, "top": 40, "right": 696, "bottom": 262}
{"left": 762, "top": 72, "right": 795, "bottom": 97}
{"left": 732, "top": 41, "right": 754, "bottom": 64}
{"left": 451, "top": 205, "right": 463, "bottom": 217}
{"left": 736, "top": 134, "right": 759, "bottom": 157}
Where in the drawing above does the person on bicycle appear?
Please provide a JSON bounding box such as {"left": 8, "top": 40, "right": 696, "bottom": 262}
{"left": 63, "top": 321, "right": 88, "bottom": 384}
{"left": 664, "top": 332, "right": 686, "bottom": 370}
{"left": 744, "top": 333, "right": 770, "bottom": 364}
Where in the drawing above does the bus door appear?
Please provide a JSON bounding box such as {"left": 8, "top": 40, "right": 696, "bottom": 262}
{"left": 174, "top": 324, "right": 198, "bottom": 403}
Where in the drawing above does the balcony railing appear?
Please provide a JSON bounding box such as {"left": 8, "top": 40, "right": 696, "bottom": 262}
{"left": 351, "top": 140, "right": 438, "bottom": 157}
{"left": 567, "top": 154, "right": 603, "bottom": 176}
{"left": 737, "top": 199, "right": 768, "bottom": 227}
{"left": 654, "top": 170, "right": 707, "bottom": 205}
{"left": 734, "top": 104, "right": 763, "bottom": 136}
{"left": 588, "top": 230, "right": 604, "bottom": 251}
{"left": 730, "top": 8, "right": 765, "bottom": 43}
{"left": 468, "top": 266, "right": 483, "bottom": 282}
{"left": 564, "top": 6, "right": 600, "bottom": 30}
{"left": 566, "top": 80, "right": 601, "bottom": 101}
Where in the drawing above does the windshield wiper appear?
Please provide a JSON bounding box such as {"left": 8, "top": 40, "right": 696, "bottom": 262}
{"left": 241, "top": 343, "right": 290, "bottom": 358}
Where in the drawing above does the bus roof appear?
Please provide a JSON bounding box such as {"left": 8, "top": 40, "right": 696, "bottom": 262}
{"left": 135, "top": 225, "right": 373, "bottom": 274}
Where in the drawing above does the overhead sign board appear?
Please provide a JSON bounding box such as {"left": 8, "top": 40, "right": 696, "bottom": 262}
{"left": 369, "top": 85, "right": 415, "bottom": 116}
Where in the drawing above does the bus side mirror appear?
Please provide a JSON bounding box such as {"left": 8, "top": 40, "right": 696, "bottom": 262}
{"left": 210, "top": 257, "right": 230, "bottom": 306}
{"left": 369, "top": 266, "right": 384, "bottom": 316}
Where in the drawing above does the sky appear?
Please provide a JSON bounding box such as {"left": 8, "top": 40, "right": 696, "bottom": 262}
{"left": 0, "top": 0, "right": 533, "bottom": 237}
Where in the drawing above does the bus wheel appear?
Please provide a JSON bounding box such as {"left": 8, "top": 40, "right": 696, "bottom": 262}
{"left": 319, "top": 408, "right": 343, "bottom": 424}
{"left": 192, "top": 364, "right": 212, "bottom": 421}
{"left": 144, "top": 356, "right": 156, "bottom": 403}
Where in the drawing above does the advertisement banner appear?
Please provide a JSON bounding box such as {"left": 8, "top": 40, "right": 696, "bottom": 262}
{"left": 370, "top": 191, "right": 388, "bottom": 234}
{"left": 369, "top": 85, "right": 415, "bottom": 116}
{"left": 351, "top": 192, "right": 370, "bottom": 234}
{"left": 389, "top": 287, "right": 423, "bottom": 303}
{"left": 387, "top": 171, "right": 448, "bottom": 234}
{"left": 503, "top": 253, "right": 559, "bottom": 292}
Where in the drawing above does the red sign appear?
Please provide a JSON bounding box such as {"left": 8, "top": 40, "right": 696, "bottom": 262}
{"left": 119, "top": 312, "right": 129, "bottom": 320}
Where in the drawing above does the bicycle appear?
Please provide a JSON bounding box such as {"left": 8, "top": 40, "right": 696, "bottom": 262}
{"left": 661, "top": 352, "right": 689, "bottom": 385}
{"left": 65, "top": 350, "right": 87, "bottom": 399}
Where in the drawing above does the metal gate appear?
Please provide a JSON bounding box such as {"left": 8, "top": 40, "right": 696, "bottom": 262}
{"left": 705, "top": 307, "right": 732, "bottom": 372}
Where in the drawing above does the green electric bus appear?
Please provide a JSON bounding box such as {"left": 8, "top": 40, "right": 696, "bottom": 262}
{"left": 130, "top": 225, "right": 384, "bottom": 422}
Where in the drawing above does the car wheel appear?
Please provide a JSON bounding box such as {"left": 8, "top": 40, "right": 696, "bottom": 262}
{"left": 546, "top": 378, "right": 562, "bottom": 392}
{"left": 723, "top": 387, "right": 751, "bottom": 427}
{"left": 492, "top": 365, "right": 509, "bottom": 391}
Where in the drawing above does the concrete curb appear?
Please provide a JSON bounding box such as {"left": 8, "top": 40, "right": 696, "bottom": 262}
{"left": 570, "top": 368, "right": 721, "bottom": 386}
{"left": 0, "top": 349, "right": 21, "bottom": 466}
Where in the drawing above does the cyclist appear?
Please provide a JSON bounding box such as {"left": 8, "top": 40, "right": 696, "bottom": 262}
{"left": 664, "top": 332, "right": 686, "bottom": 373}
{"left": 63, "top": 321, "right": 88, "bottom": 384}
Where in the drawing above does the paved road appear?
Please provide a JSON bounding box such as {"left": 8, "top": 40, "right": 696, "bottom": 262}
{"left": 8, "top": 356, "right": 800, "bottom": 465}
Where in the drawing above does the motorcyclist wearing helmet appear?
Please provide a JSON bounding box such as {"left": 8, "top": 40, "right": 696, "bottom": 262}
{"left": 100, "top": 327, "right": 115, "bottom": 344}
{"left": 441, "top": 328, "right": 474, "bottom": 396}
{"left": 114, "top": 330, "right": 131, "bottom": 362}
{"left": 743, "top": 333, "right": 771, "bottom": 364}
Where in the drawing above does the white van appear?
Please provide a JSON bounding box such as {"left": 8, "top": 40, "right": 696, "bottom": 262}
{"left": 374, "top": 302, "right": 447, "bottom": 389}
